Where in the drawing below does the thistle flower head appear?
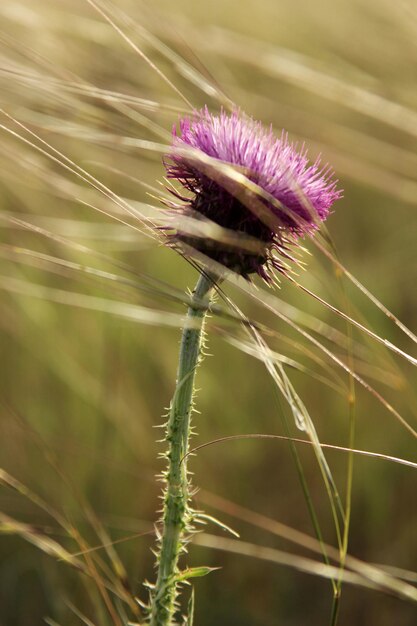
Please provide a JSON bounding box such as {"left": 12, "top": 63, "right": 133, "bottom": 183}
{"left": 163, "top": 107, "right": 342, "bottom": 281}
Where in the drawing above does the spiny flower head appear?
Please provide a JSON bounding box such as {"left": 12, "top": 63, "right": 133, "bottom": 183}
{"left": 163, "top": 107, "right": 342, "bottom": 281}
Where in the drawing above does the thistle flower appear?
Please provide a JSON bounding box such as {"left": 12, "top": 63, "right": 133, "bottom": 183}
{"left": 164, "top": 107, "right": 342, "bottom": 281}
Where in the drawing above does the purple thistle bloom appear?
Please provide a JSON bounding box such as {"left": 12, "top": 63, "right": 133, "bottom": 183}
{"left": 164, "top": 107, "right": 342, "bottom": 281}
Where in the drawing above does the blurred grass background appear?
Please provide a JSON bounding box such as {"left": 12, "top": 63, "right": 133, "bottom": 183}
{"left": 0, "top": 0, "right": 416, "bottom": 624}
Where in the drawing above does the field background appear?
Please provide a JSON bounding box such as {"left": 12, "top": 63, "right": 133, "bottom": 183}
{"left": 0, "top": 1, "right": 416, "bottom": 625}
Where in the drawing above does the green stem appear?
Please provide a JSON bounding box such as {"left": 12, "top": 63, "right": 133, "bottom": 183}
{"left": 149, "top": 272, "right": 214, "bottom": 626}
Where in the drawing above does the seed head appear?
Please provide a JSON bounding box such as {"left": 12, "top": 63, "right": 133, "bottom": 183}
{"left": 163, "top": 107, "right": 342, "bottom": 281}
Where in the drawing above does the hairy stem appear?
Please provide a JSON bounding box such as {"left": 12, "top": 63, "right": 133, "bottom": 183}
{"left": 149, "top": 272, "right": 214, "bottom": 626}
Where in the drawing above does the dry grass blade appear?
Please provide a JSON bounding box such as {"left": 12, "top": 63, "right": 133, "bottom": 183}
{"left": 196, "top": 493, "right": 417, "bottom": 602}
{"left": 288, "top": 275, "right": 417, "bottom": 368}
{"left": 314, "top": 237, "right": 417, "bottom": 347}
{"left": 207, "top": 28, "right": 417, "bottom": 138}
{"left": 84, "top": 0, "right": 194, "bottom": 109}
{"left": 186, "top": 434, "right": 417, "bottom": 471}
{"left": 0, "top": 512, "right": 81, "bottom": 568}
{"left": 0, "top": 109, "right": 160, "bottom": 236}
{"left": 192, "top": 533, "right": 417, "bottom": 601}
{"left": 228, "top": 274, "right": 417, "bottom": 438}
